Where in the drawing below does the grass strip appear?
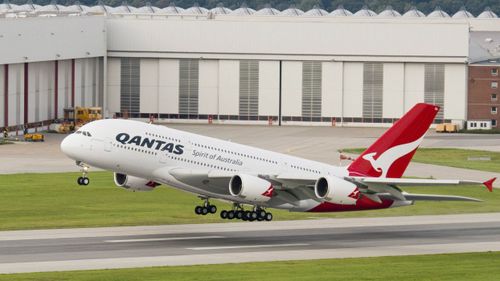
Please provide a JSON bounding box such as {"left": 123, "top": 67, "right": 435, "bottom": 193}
{"left": 0, "top": 252, "right": 499, "bottom": 281}
{"left": 0, "top": 172, "right": 498, "bottom": 230}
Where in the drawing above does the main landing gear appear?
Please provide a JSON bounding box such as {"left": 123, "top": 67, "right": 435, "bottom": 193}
{"left": 194, "top": 198, "right": 217, "bottom": 216}
{"left": 220, "top": 204, "right": 273, "bottom": 222}
{"left": 76, "top": 161, "right": 90, "bottom": 186}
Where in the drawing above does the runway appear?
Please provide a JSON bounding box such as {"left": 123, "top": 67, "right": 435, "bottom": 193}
{"left": 1, "top": 213, "right": 500, "bottom": 274}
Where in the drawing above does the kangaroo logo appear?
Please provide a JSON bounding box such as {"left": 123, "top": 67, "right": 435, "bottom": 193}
{"left": 362, "top": 136, "right": 424, "bottom": 178}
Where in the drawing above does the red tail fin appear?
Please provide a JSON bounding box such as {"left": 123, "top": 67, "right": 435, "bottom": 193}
{"left": 347, "top": 103, "right": 439, "bottom": 178}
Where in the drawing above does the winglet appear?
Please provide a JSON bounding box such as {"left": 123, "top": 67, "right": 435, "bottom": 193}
{"left": 483, "top": 178, "right": 496, "bottom": 192}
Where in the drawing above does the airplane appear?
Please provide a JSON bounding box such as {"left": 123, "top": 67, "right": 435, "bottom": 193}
{"left": 60, "top": 103, "right": 496, "bottom": 222}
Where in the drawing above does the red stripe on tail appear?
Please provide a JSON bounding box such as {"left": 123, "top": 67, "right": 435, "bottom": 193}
{"left": 347, "top": 103, "right": 439, "bottom": 178}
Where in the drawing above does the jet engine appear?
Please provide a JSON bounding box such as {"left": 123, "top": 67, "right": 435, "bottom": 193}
{"left": 113, "top": 173, "right": 160, "bottom": 192}
{"left": 229, "top": 174, "right": 274, "bottom": 203}
{"left": 314, "top": 176, "right": 359, "bottom": 205}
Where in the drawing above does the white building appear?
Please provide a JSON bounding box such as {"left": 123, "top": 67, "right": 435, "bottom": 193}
{"left": 1, "top": 4, "right": 499, "bottom": 131}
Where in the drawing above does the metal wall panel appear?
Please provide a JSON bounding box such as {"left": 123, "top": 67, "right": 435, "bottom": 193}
{"left": 120, "top": 58, "right": 140, "bottom": 114}
{"left": 300, "top": 62, "right": 321, "bottom": 119}
{"left": 198, "top": 60, "right": 219, "bottom": 115}
{"left": 424, "top": 64, "right": 444, "bottom": 120}
{"left": 6, "top": 64, "right": 24, "bottom": 127}
{"left": 0, "top": 66, "right": 4, "bottom": 126}
{"left": 444, "top": 64, "right": 467, "bottom": 120}
{"left": 179, "top": 59, "right": 199, "bottom": 115}
{"left": 302, "top": 61, "right": 322, "bottom": 119}
{"left": 139, "top": 59, "right": 159, "bottom": 114}
{"left": 258, "top": 61, "right": 279, "bottom": 116}
{"left": 281, "top": 61, "right": 302, "bottom": 117}
{"left": 158, "top": 59, "right": 179, "bottom": 114}
{"left": 321, "top": 61, "right": 343, "bottom": 117}
{"left": 404, "top": 63, "right": 425, "bottom": 112}
{"left": 343, "top": 62, "right": 363, "bottom": 118}
{"left": 362, "top": 63, "right": 383, "bottom": 119}
{"left": 239, "top": 60, "right": 259, "bottom": 117}
{"left": 106, "top": 58, "right": 121, "bottom": 114}
{"left": 382, "top": 63, "right": 404, "bottom": 118}
{"left": 218, "top": 60, "right": 239, "bottom": 116}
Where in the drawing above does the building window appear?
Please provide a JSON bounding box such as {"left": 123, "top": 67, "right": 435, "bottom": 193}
{"left": 239, "top": 60, "right": 259, "bottom": 117}
{"left": 120, "top": 58, "right": 140, "bottom": 114}
{"left": 302, "top": 61, "right": 322, "bottom": 119}
{"left": 424, "top": 64, "right": 445, "bottom": 120}
{"left": 492, "top": 82, "right": 498, "bottom": 89}
{"left": 179, "top": 59, "right": 199, "bottom": 115}
{"left": 492, "top": 68, "right": 498, "bottom": 76}
{"left": 492, "top": 106, "right": 498, "bottom": 114}
{"left": 492, "top": 93, "right": 498, "bottom": 101}
{"left": 362, "top": 62, "right": 383, "bottom": 119}
{"left": 492, "top": 119, "right": 497, "bottom": 127}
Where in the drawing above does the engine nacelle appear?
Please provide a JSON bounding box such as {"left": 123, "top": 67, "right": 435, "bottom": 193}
{"left": 314, "top": 176, "right": 359, "bottom": 205}
{"left": 113, "top": 173, "right": 160, "bottom": 192}
{"left": 229, "top": 174, "right": 274, "bottom": 203}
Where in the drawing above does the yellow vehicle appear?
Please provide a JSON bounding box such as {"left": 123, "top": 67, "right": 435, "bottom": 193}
{"left": 24, "top": 133, "right": 44, "bottom": 142}
{"left": 63, "top": 107, "right": 102, "bottom": 132}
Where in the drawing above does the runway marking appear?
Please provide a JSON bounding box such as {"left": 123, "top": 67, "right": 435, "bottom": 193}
{"left": 186, "top": 243, "right": 310, "bottom": 251}
{"left": 105, "top": 236, "right": 225, "bottom": 243}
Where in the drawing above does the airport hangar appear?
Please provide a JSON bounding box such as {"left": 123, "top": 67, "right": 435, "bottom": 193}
{"left": 0, "top": 4, "right": 499, "bottom": 134}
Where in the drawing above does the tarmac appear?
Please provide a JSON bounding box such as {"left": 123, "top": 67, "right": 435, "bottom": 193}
{"left": 0, "top": 213, "right": 499, "bottom": 273}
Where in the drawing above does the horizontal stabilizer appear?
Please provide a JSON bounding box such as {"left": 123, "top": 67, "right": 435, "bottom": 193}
{"left": 484, "top": 178, "right": 496, "bottom": 192}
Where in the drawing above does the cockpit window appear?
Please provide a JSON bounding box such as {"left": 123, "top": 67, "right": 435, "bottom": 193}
{"left": 76, "top": 130, "right": 92, "bottom": 137}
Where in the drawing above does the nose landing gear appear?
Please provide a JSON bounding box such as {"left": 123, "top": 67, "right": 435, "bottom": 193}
{"left": 76, "top": 162, "right": 90, "bottom": 186}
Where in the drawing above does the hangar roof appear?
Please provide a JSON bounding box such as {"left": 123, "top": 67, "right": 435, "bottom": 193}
{"left": 303, "top": 6, "right": 328, "bottom": 16}
{"left": 255, "top": 5, "right": 279, "bottom": 16}
{"left": 329, "top": 6, "right": 352, "bottom": 17}
{"left": 1, "top": 2, "right": 500, "bottom": 22}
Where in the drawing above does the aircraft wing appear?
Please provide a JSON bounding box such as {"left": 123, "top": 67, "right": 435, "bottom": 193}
{"left": 154, "top": 166, "right": 494, "bottom": 204}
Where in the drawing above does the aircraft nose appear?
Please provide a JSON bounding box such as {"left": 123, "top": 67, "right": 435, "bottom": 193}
{"left": 60, "top": 134, "right": 77, "bottom": 158}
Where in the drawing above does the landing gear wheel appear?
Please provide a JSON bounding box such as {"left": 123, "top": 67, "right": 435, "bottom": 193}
{"left": 77, "top": 177, "right": 89, "bottom": 186}
{"left": 235, "top": 210, "right": 243, "bottom": 220}
{"left": 220, "top": 210, "right": 228, "bottom": 219}
{"left": 201, "top": 207, "right": 209, "bottom": 215}
{"left": 208, "top": 205, "right": 217, "bottom": 214}
{"left": 258, "top": 210, "right": 267, "bottom": 219}
{"left": 195, "top": 206, "right": 203, "bottom": 215}
{"left": 265, "top": 212, "right": 273, "bottom": 221}
{"left": 227, "top": 211, "right": 235, "bottom": 220}
{"left": 82, "top": 177, "right": 90, "bottom": 186}
{"left": 244, "top": 211, "right": 252, "bottom": 220}
{"left": 250, "top": 211, "right": 258, "bottom": 220}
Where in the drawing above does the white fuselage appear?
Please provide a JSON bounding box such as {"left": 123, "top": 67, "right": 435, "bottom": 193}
{"left": 61, "top": 119, "right": 399, "bottom": 212}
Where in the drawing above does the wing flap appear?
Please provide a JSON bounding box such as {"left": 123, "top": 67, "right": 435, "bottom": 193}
{"left": 379, "top": 193, "right": 482, "bottom": 202}
{"left": 355, "top": 177, "right": 483, "bottom": 186}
